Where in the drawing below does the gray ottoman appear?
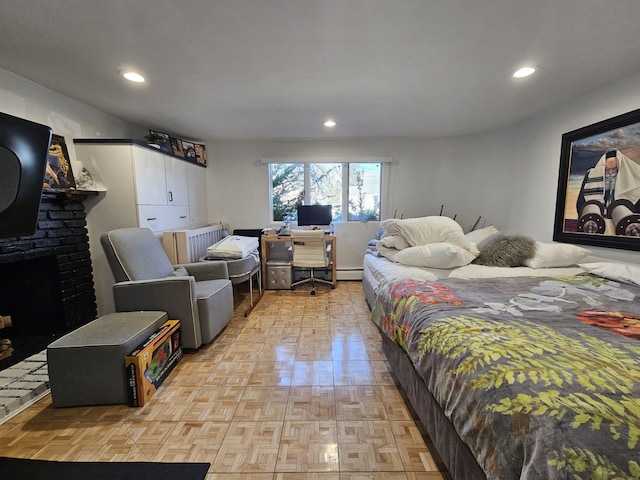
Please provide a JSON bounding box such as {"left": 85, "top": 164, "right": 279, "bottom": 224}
{"left": 47, "top": 311, "right": 168, "bottom": 407}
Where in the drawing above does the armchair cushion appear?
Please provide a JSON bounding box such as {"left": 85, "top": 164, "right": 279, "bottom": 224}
{"left": 181, "top": 261, "right": 229, "bottom": 281}
{"left": 195, "top": 280, "right": 234, "bottom": 342}
{"left": 168, "top": 266, "right": 190, "bottom": 277}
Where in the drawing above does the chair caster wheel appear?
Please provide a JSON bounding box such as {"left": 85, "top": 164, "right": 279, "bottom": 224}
{"left": 311, "top": 290, "right": 316, "bottom": 295}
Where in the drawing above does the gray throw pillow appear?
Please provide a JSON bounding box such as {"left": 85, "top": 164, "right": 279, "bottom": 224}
{"left": 473, "top": 233, "right": 536, "bottom": 267}
{"left": 167, "top": 266, "right": 190, "bottom": 277}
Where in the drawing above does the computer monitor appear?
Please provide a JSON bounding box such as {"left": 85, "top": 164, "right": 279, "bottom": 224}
{"left": 296, "top": 204, "right": 332, "bottom": 227}
{"left": 0, "top": 112, "right": 52, "bottom": 238}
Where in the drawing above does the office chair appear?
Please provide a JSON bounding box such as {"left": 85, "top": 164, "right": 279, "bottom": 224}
{"left": 290, "top": 229, "right": 333, "bottom": 295}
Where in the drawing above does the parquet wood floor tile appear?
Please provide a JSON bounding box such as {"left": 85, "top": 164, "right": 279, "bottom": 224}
{"left": 291, "top": 361, "right": 334, "bottom": 387}
{"left": 285, "top": 386, "right": 336, "bottom": 421}
{"left": 276, "top": 420, "right": 339, "bottom": 472}
{"left": 333, "top": 361, "right": 376, "bottom": 386}
{"left": 0, "top": 282, "right": 448, "bottom": 479}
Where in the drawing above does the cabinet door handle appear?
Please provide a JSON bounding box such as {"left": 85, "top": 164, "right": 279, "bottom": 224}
{"left": 180, "top": 216, "right": 187, "bottom": 219}
{"left": 168, "top": 191, "right": 173, "bottom": 202}
{"left": 147, "top": 217, "right": 157, "bottom": 221}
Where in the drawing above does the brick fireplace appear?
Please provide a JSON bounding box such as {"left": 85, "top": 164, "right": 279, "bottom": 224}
{"left": 0, "top": 191, "right": 97, "bottom": 371}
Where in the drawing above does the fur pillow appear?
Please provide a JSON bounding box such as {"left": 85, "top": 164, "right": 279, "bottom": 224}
{"left": 473, "top": 233, "right": 536, "bottom": 267}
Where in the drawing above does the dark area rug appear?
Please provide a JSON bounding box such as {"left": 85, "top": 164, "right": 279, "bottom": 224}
{"left": 0, "top": 457, "right": 210, "bottom": 480}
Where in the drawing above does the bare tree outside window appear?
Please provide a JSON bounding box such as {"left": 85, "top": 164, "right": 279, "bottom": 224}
{"left": 270, "top": 162, "right": 381, "bottom": 223}
{"left": 271, "top": 163, "right": 303, "bottom": 222}
{"left": 310, "top": 163, "right": 342, "bottom": 221}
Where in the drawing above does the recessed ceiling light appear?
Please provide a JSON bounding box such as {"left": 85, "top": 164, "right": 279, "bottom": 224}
{"left": 513, "top": 66, "right": 537, "bottom": 78}
{"left": 121, "top": 71, "right": 146, "bottom": 83}
{"left": 324, "top": 119, "right": 336, "bottom": 128}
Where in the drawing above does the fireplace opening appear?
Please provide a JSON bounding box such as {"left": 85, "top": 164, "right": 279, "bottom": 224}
{"left": 0, "top": 253, "right": 67, "bottom": 371}
{"left": 0, "top": 192, "right": 97, "bottom": 372}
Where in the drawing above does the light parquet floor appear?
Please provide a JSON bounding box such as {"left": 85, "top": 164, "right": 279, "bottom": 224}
{"left": 0, "top": 281, "right": 449, "bottom": 480}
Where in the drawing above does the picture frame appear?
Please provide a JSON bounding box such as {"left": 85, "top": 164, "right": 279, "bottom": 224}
{"left": 553, "top": 107, "right": 640, "bottom": 251}
{"left": 170, "top": 137, "right": 184, "bottom": 158}
{"left": 181, "top": 140, "right": 198, "bottom": 164}
{"left": 194, "top": 142, "right": 207, "bottom": 167}
{"left": 44, "top": 134, "right": 76, "bottom": 190}
{"left": 149, "top": 130, "right": 173, "bottom": 155}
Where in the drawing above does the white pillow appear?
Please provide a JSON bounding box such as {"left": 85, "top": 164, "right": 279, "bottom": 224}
{"left": 206, "top": 235, "right": 259, "bottom": 259}
{"left": 465, "top": 225, "right": 500, "bottom": 244}
{"left": 378, "top": 234, "right": 410, "bottom": 251}
{"left": 393, "top": 242, "right": 477, "bottom": 269}
{"left": 524, "top": 242, "right": 590, "bottom": 268}
{"left": 395, "top": 216, "right": 470, "bottom": 249}
{"left": 578, "top": 262, "right": 640, "bottom": 286}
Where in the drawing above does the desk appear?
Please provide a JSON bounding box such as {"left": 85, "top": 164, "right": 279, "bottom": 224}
{"left": 260, "top": 234, "right": 337, "bottom": 290}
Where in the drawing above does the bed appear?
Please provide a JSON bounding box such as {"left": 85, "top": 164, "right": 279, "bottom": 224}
{"left": 363, "top": 217, "right": 640, "bottom": 480}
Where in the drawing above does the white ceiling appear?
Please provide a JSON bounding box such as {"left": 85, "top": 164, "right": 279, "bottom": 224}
{"left": 2, "top": 0, "right": 640, "bottom": 141}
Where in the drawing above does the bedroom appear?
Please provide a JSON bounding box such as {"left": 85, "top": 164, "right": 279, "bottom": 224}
{"left": 1, "top": 1, "right": 640, "bottom": 478}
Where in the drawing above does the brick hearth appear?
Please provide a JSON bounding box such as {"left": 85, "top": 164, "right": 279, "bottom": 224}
{"left": 0, "top": 191, "right": 97, "bottom": 370}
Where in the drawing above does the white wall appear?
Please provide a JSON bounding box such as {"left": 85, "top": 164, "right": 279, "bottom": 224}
{"left": 0, "top": 67, "right": 147, "bottom": 315}
{"left": 494, "top": 71, "right": 640, "bottom": 264}
{"left": 206, "top": 71, "right": 640, "bottom": 268}
{"left": 205, "top": 137, "right": 516, "bottom": 275}
{"left": 207, "top": 137, "right": 510, "bottom": 231}
{"left": 0, "top": 67, "right": 145, "bottom": 154}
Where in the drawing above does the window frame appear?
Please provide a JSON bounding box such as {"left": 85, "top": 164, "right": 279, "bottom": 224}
{"left": 267, "top": 158, "right": 388, "bottom": 224}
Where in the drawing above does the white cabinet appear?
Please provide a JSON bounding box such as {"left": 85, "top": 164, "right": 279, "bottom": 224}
{"left": 130, "top": 146, "right": 191, "bottom": 231}
{"left": 132, "top": 146, "right": 167, "bottom": 205}
{"left": 137, "top": 205, "right": 190, "bottom": 232}
{"left": 187, "top": 162, "right": 207, "bottom": 227}
{"left": 76, "top": 139, "right": 209, "bottom": 318}
{"left": 164, "top": 155, "right": 189, "bottom": 206}
{"left": 74, "top": 140, "right": 206, "bottom": 233}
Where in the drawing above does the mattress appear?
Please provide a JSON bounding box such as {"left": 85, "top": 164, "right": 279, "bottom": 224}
{"left": 362, "top": 252, "right": 586, "bottom": 296}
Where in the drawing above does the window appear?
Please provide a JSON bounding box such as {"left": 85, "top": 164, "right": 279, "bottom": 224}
{"left": 270, "top": 163, "right": 304, "bottom": 223}
{"left": 269, "top": 161, "right": 382, "bottom": 223}
{"left": 348, "top": 163, "right": 381, "bottom": 221}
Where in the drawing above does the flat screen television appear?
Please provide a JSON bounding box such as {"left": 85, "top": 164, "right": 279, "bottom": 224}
{"left": 296, "top": 204, "right": 333, "bottom": 227}
{"left": 0, "top": 112, "right": 52, "bottom": 238}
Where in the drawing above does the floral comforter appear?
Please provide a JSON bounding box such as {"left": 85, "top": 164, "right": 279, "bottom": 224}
{"left": 370, "top": 274, "right": 640, "bottom": 479}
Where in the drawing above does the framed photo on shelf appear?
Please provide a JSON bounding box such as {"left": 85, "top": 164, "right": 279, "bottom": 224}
{"left": 170, "top": 137, "right": 184, "bottom": 157}
{"left": 181, "top": 140, "right": 197, "bottom": 163}
{"left": 149, "top": 130, "right": 173, "bottom": 154}
{"left": 194, "top": 143, "right": 207, "bottom": 167}
{"left": 553, "top": 107, "right": 640, "bottom": 251}
{"left": 44, "top": 134, "right": 76, "bottom": 190}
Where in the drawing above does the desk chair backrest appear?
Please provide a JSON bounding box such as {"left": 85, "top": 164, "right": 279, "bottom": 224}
{"left": 290, "top": 229, "right": 328, "bottom": 267}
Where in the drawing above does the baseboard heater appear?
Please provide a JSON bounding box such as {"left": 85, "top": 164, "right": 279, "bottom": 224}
{"left": 336, "top": 268, "right": 363, "bottom": 281}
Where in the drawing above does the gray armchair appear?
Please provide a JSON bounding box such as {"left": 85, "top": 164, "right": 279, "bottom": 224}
{"left": 101, "top": 227, "right": 233, "bottom": 349}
